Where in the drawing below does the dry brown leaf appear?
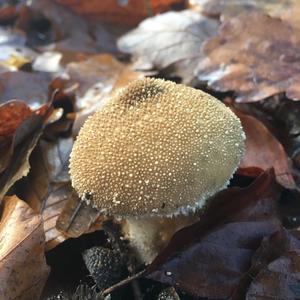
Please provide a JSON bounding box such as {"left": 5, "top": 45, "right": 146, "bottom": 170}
{"left": 196, "top": 12, "right": 300, "bottom": 102}
{"left": 0, "top": 195, "right": 50, "bottom": 300}
{"left": 23, "top": 137, "right": 74, "bottom": 250}
{"left": 0, "top": 101, "right": 52, "bottom": 200}
{"left": 245, "top": 229, "right": 300, "bottom": 300}
{"left": 26, "top": 0, "right": 120, "bottom": 57}
{"left": 0, "top": 4, "right": 19, "bottom": 24}
{"left": 231, "top": 106, "right": 296, "bottom": 189}
{"left": 23, "top": 137, "right": 105, "bottom": 250}
{"left": 118, "top": 10, "right": 219, "bottom": 83}
{"left": 54, "top": 0, "right": 186, "bottom": 26}
{"left": 0, "top": 101, "right": 33, "bottom": 173}
{"left": 200, "top": 0, "right": 300, "bottom": 27}
{"left": 0, "top": 71, "right": 50, "bottom": 106}
{"left": 56, "top": 195, "right": 105, "bottom": 238}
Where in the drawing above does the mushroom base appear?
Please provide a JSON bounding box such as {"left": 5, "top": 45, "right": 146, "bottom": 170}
{"left": 121, "top": 174, "right": 237, "bottom": 264}
{"left": 122, "top": 214, "right": 199, "bottom": 264}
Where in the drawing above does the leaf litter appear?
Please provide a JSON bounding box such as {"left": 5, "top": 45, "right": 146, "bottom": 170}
{"left": 196, "top": 12, "right": 300, "bottom": 102}
{"left": 0, "top": 0, "right": 300, "bottom": 299}
{"left": 118, "top": 10, "right": 219, "bottom": 84}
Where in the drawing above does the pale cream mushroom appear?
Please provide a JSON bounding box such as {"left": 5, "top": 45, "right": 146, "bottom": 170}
{"left": 69, "top": 78, "right": 245, "bottom": 263}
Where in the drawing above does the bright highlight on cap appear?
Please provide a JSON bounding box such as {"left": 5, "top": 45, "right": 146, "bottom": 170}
{"left": 69, "top": 78, "right": 245, "bottom": 217}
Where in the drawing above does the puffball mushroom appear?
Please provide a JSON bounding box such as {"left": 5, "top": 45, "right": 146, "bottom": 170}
{"left": 69, "top": 78, "right": 245, "bottom": 263}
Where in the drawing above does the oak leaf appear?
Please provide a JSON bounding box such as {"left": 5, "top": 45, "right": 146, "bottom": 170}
{"left": 196, "top": 13, "right": 300, "bottom": 102}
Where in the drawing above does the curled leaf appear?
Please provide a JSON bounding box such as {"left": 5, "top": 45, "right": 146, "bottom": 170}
{"left": 231, "top": 106, "right": 295, "bottom": 188}
{"left": 0, "top": 195, "right": 50, "bottom": 300}
{"left": 118, "top": 10, "right": 219, "bottom": 83}
{"left": 23, "top": 137, "right": 74, "bottom": 250}
{"left": 0, "top": 101, "right": 52, "bottom": 199}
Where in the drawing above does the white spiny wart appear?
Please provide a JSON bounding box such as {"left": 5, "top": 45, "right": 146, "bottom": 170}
{"left": 69, "top": 78, "right": 245, "bottom": 218}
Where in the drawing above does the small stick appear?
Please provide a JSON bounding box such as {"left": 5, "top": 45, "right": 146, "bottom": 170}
{"left": 65, "top": 199, "right": 84, "bottom": 232}
{"left": 101, "top": 269, "right": 146, "bottom": 296}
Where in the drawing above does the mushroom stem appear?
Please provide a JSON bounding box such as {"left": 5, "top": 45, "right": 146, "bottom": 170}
{"left": 122, "top": 214, "right": 199, "bottom": 264}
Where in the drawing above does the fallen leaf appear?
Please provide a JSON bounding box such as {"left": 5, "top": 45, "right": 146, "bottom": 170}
{"left": 231, "top": 106, "right": 295, "bottom": 189}
{"left": 0, "top": 101, "right": 33, "bottom": 173}
{"left": 200, "top": 0, "right": 300, "bottom": 27}
{"left": 0, "top": 101, "right": 52, "bottom": 200}
{"left": 245, "top": 229, "right": 300, "bottom": 300}
{"left": 56, "top": 195, "right": 104, "bottom": 239}
{"left": 54, "top": 0, "right": 186, "bottom": 26}
{"left": 0, "top": 71, "right": 51, "bottom": 107}
{"left": 0, "top": 4, "right": 19, "bottom": 25}
{"left": 25, "top": 0, "right": 119, "bottom": 57}
{"left": 146, "top": 169, "right": 282, "bottom": 299}
{"left": 23, "top": 137, "right": 105, "bottom": 250}
{"left": 118, "top": 10, "right": 219, "bottom": 83}
{"left": 23, "top": 137, "right": 74, "bottom": 250}
{"left": 32, "top": 51, "right": 63, "bottom": 73}
{"left": 0, "top": 195, "right": 50, "bottom": 300}
{"left": 196, "top": 12, "right": 300, "bottom": 102}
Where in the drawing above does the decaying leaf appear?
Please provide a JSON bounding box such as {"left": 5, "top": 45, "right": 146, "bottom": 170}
{"left": 246, "top": 229, "right": 300, "bottom": 299}
{"left": 0, "top": 101, "right": 52, "bottom": 200}
{"left": 118, "top": 10, "right": 219, "bottom": 83}
{"left": 0, "top": 101, "right": 33, "bottom": 173}
{"left": 196, "top": 12, "right": 300, "bottom": 102}
{"left": 56, "top": 195, "right": 104, "bottom": 239}
{"left": 0, "top": 71, "right": 50, "bottom": 106}
{"left": 23, "top": 137, "right": 105, "bottom": 250}
{"left": 23, "top": 137, "right": 74, "bottom": 250}
{"left": 54, "top": 0, "right": 186, "bottom": 26}
{"left": 146, "top": 169, "right": 282, "bottom": 299}
{"left": 27, "top": 0, "right": 120, "bottom": 56}
{"left": 0, "top": 195, "right": 50, "bottom": 300}
{"left": 231, "top": 106, "right": 296, "bottom": 189}
{"left": 0, "top": 4, "right": 19, "bottom": 25}
{"left": 200, "top": 0, "right": 300, "bottom": 28}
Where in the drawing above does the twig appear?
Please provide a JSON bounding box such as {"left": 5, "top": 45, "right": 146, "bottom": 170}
{"left": 65, "top": 199, "right": 84, "bottom": 232}
{"left": 101, "top": 269, "right": 147, "bottom": 296}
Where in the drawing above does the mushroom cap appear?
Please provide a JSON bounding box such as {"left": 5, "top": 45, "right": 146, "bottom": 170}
{"left": 69, "top": 78, "right": 245, "bottom": 217}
